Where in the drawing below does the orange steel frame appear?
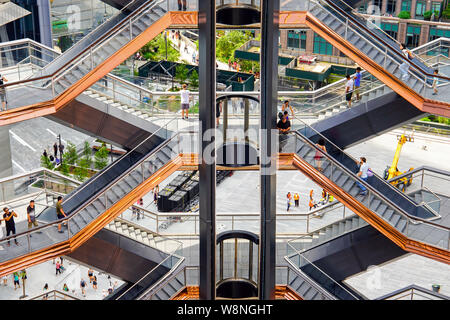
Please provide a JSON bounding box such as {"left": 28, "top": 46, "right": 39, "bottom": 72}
{"left": 171, "top": 285, "right": 302, "bottom": 300}
{"left": 288, "top": 153, "right": 450, "bottom": 264}
{"left": 1, "top": 11, "right": 448, "bottom": 127}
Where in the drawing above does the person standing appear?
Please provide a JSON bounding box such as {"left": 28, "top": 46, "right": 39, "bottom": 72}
{"left": 294, "top": 193, "right": 300, "bottom": 207}
{"left": 27, "top": 200, "right": 39, "bottom": 234}
{"left": 180, "top": 84, "right": 190, "bottom": 120}
{"left": 0, "top": 73, "right": 8, "bottom": 111}
{"left": 53, "top": 142, "right": 58, "bottom": 159}
{"left": 277, "top": 112, "right": 291, "bottom": 151}
{"left": 3, "top": 207, "right": 18, "bottom": 246}
{"left": 353, "top": 67, "right": 362, "bottom": 102}
{"left": 13, "top": 272, "right": 20, "bottom": 290}
{"left": 58, "top": 142, "right": 65, "bottom": 160}
{"left": 282, "top": 100, "right": 295, "bottom": 120}
{"left": 314, "top": 139, "right": 327, "bottom": 172}
{"left": 56, "top": 196, "right": 67, "bottom": 233}
{"left": 56, "top": 260, "right": 62, "bottom": 275}
{"left": 345, "top": 74, "right": 354, "bottom": 108}
{"left": 286, "top": 193, "right": 292, "bottom": 212}
{"left": 63, "top": 283, "right": 69, "bottom": 292}
{"left": 2, "top": 275, "right": 7, "bottom": 286}
{"left": 43, "top": 149, "right": 48, "bottom": 159}
{"left": 356, "top": 157, "right": 371, "bottom": 196}
{"left": 92, "top": 275, "right": 98, "bottom": 290}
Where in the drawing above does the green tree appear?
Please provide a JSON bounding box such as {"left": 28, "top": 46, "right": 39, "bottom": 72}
{"left": 216, "top": 31, "right": 251, "bottom": 63}
{"left": 65, "top": 142, "right": 78, "bottom": 165}
{"left": 140, "top": 34, "right": 181, "bottom": 62}
{"left": 74, "top": 158, "right": 90, "bottom": 182}
{"left": 59, "top": 157, "right": 71, "bottom": 176}
{"left": 82, "top": 141, "right": 92, "bottom": 167}
{"left": 175, "top": 64, "right": 189, "bottom": 83}
{"left": 398, "top": 11, "right": 411, "bottom": 19}
{"left": 190, "top": 70, "right": 199, "bottom": 88}
{"left": 94, "top": 146, "right": 109, "bottom": 170}
{"left": 40, "top": 155, "right": 55, "bottom": 170}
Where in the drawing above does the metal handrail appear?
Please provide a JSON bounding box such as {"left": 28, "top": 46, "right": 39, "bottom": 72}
{"left": 0, "top": 0, "right": 166, "bottom": 90}
{"left": 29, "top": 289, "right": 79, "bottom": 300}
{"left": 115, "top": 244, "right": 183, "bottom": 300}
{"left": 0, "top": 122, "right": 183, "bottom": 243}
{"left": 291, "top": 115, "right": 443, "bottom": 220}
{"left": 376, "top": 284, "right": 450, "bottom": 300}
{"left": 388, "top": 165, "right": 450, "bottom": 183}
{"left": 290, "top": 130, "right": 450, "bottom": 234}
{"left": 317, "top": 0, "right": 450, "bottom": 81}
{"left": 284, "top": 252, "right": 351, "bottom": 299}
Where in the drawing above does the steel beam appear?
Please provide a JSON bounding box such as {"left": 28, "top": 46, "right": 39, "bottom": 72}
{"left": 198, "top": 0, "right": 216, "bottom": 300}
{"left": 259, "top": 0, "right": 279, "bottom": 300}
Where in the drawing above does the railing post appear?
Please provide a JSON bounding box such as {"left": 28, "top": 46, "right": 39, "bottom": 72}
{"left": 383, "top": 48, "right": 387, "bottom": 69}
{"left": 90, "top": 47, "right": 93, "bottom": 70}
{"left": 343, "top": 206, "right": 346, "bottom": 219}
{"left": 112, "top": 78, "right": 116, "bottom": 101}
{"left": 306, "top": 215, "right": 310, "bottom": 233}
{"left": 129, "top": 19, "right": 133, "bottom": 40}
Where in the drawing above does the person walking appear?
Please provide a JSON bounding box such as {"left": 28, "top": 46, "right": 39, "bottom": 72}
{"left": 345, "top": 74, "right": 354, "bottom": 108}
{"left": 286, "top": 192, "right": 292, "bottom": 212}
{"left": 27, "top": 200, "right": 39, "bottom": 234}
{"left": 432, "top": 69, "right": 439, "bottom": 95}
{"left": 309, "top": 190, "right": 317, "bottom": 211}
{"left": 56, "top": 196, "right": 67, "bottom": 233}
{"left": 2, "top": 275, "right": 7, "bottom": 286}
{"left": 80, "top": 278, "right": 87, "bottom": 296}
{"left": 53, "top": 142, "right": 58, "bottom": 159}
{"left": 294, "top": 193, "right": 300, "bottom": 207}
{"left": 153, "top": 185, "right": 159, "bottom": 204}
{"left": 3, "top": 207, "right": 18, "bottom": 246}
{"left": 399, "top": 43, "right": 414, "bottom": 81}
{"left": 0, "top": 73, "right": 8, "bottom": 111}
{"left": 56, "top": 260, "right": 62, "bottom": 275}
{"left": 88, "top": 268, "right": 94, "bottom": 283}
{"left": 13, "top": 272, "right": 20, "bottom": 290}
{"left": 314, "top": 139, "right": 327, "bottom": 172}
{"left": 356, "top": 157, "right": 371, "bottom": 196}
{"left": 92, "top": 275, "right": 98, "bottom": 290}
{"left": 180, "top": 84, "right": 190, "bottom": 120}
{"left": 353, "top": 67, "right": 362, "bottom": 102}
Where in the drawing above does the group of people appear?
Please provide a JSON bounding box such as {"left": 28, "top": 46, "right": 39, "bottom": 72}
{"left": 286, "top": 189, "right": 335, "bottom": 212}
{"left": 43, "top": 141, "right": 65, "bottom": 165}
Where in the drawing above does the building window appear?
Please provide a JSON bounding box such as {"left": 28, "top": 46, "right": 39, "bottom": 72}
{"left": 431, "top": 1, "right": 441, "bottom": 14}
{"left": 386, "top": 0, "right": 396, "bottom": 14}
{"left": 406, "top": 25, "right": 421, "bottom": 48}
{"left": 401, "top": 0, "right": 412, "bottom": 12}
{"left": 287, "top": 30, "right": 306, "bottom": 50}
{"left": 381, "top": 22, "right": 399, "bottom": 39}
{"left": 429, "top": 27, "right": 450, "bottom": 56}
{"left": 372, "top": 0, "right": 382, "bottom": 11}
{"left": 313, "top": 33, "right": 333, "bottom": 55}
{"left": 415, "top": 0, "right": 426, "bottom": 19}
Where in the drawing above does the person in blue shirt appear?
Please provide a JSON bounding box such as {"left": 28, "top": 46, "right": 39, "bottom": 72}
{"left": 353, "top": 67, "right": 362, "bottom": 102}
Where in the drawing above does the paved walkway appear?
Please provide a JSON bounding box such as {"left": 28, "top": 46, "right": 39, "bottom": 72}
{"left": 0, "top": 258, "right": 124, "bottom": 300}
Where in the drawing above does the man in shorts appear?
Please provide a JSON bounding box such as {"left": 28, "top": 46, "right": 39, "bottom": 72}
{"left": 180, "top": 83, "right": 190, "bottom": 120}
{"left": 345, "top": 74, "right": 354, "bottom": 108}
{"left": 56, "top": 196, "right": 67, "bottom": 233}
{"left": 0, "top": 73, "right": 8, "bottom": 111}
{"left": 27, "top": 200, "right": 39, "bottom": 235}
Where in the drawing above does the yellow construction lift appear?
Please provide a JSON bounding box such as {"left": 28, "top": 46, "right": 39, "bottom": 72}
{"left": 383, "top": 133, "right": 415, "bottom": 192}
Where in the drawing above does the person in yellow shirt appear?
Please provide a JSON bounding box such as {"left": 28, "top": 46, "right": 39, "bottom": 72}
{"left": 294, "top": 193, "right": 300, "bottom": 207}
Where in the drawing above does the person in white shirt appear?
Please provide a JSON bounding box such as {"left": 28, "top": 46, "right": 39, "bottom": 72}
{"left": 345, "top": 74, "right": 354, "bottom": 107}
{"left": 356, "top": 157, "right": 371, "bottom": 196}
{"left": 399, "top": 43, "right": 413, "bottom": 81}
{"left": 180, "top": 83, "right": 190, "bottom": 120}
{"left": 0, "top": 73, "right": 8, "bottom": 111}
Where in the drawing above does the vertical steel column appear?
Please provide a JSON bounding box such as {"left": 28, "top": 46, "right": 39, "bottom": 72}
{"left": 259, "top": 0, "right": 279, "bottom": 300}
{"left": 198, "top": 0, "right": 216, "bottom": 300}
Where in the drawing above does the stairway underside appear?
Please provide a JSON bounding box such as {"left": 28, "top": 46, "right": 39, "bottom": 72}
{"left": 0, "top": 155, "right": 185, "bottom": 277}
{"left": 288, "top": 153, "right": 450, "bottom": 264}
